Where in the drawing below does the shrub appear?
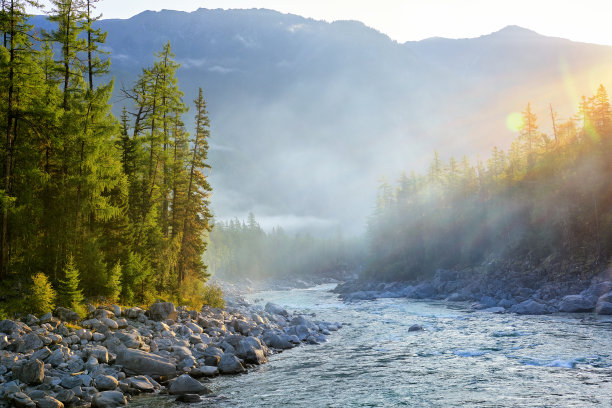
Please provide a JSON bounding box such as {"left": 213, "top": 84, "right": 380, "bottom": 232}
{"left": 178, "top": 279, "right": 225, "bottom": 310}
{"left": 30, "top": 273, "right": 56, "bottom": 315}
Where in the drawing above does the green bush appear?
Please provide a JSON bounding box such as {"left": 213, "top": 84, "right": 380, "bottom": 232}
{"left": 30, "top": 273, "right": 56, "bottom": 315}
{"left": 177, "top": 279, "right": 225, "bottom": 310}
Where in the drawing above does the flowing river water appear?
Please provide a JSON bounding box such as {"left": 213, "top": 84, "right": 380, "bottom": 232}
{"left": 137, "top": 284, "right": 612, "bottom": 407}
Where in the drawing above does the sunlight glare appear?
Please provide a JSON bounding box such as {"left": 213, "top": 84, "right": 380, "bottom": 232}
{"left": 506, "top": 112, "right": 523, "bottom": 132}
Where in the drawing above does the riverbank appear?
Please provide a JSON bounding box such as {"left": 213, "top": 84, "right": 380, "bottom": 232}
{"left": 0, "top": 296, "right": 341, "bottom": 407}
{"left": 334, "top": 268, "right": 612, "bottom": 315}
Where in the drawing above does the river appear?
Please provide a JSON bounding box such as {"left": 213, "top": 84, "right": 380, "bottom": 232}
{"left": 137, "top": 284, "right": 612, "bottom": 407}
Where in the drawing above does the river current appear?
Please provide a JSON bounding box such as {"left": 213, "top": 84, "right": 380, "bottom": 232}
{"left": 138, "top": 284, "right": 612, "bottom": 407}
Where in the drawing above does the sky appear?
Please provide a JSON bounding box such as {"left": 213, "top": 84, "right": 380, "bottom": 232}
{"left": 29, "top": 0, "right": 612, "bottom": 46}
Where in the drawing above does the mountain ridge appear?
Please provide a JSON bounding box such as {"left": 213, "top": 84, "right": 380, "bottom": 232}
{"left": 28, "top": 9, "right": 612, "bottom": 234}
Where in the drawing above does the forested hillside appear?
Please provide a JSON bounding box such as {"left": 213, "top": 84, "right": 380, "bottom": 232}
{"left": 30, "top": 9, "right": 612, "bottom": 235}
{"left": 0, "top": 1, "right": 215, "bottom": 316}
{"left": 367, "top": 87, "right": 612, "bottom": 281}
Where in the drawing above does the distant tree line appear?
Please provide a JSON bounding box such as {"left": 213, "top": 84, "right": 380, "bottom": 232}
{"left": 367, "top": 85, "right": 612, "bottom": 281}
{"left": 0, "top": 0, "right": 213, "bottom": 315}
{"left": 205, "top": 213, "right": 356, "bottom": 281}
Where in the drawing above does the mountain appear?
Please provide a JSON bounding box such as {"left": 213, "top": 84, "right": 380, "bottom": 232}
{"left": 31, "top": 10, "right": 612, "bottom": 234}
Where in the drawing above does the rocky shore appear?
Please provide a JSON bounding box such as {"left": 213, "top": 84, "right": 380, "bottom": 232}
{"left": 334, "top": 268, "right": 612, "bottom": 315}
{"left": 0, "top": 296, "right": 341, "bottom": 407}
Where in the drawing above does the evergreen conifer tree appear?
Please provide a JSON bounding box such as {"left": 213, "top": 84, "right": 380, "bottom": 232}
{"left": 58, "top": 254, "right": 84, "bottom": 313}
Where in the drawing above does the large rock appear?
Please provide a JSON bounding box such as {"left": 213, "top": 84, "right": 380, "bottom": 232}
{"left": 13, "top": 359, "right": 44, "bottom": 385}
{"left": 34, "top": 395, "right": 64, "bottom": 408}
{"left": 100, "top": 318, "right": 119, "bottom": 330}
{"left": 598, "top": 291, "right": 612, "bottom": 304}
{"left": 596, "top": 301, "right": 612, "bottom": 315}
{"left": 264, "top": 303, "right": 288, "bottom": 317}
{"left": 510, "top": 299, "right": 553, "bottom": 315}
{"left": 127, "top": 376, "right": 155, "bottom": 393}
{"left": 235, "top": 337, "right": 267, "bottom": 365}
{"left": 0, "top": 319, "right": 27, "bottom": 334}
{"left": 84, "top": 345, "right": 109, "bottom": 364}
{"left": 217, "top": 353, "right": 245, "bottom": 374}
{"left": 148, "top": 301, "right": 177, "bottom": 321}
{"left": 115, "top": 348, "right": 177, "bottom": 378}
{"left": 168, "top": 374, "right": 211, "bottom": 395}
{"left": 558, "top": 295, "right": 596, "bottom": 312}
{"left": 94, "top": 374, "right": 118, "bottom": 391}
{"left": 262, "top": 331, "right": 293, "bottom": 349}
{"left": 91, "top": 391, "right": 127, "bottom": 407}
{"left": 115, "top": 332, "right": 142, "bottom": 349}
{"left": 54, "top": 307, "right": 80, "bottom": 323}
{"left": 18, "top": 333, "right": 43, "bottom": 352}
{"left": 32, "top": 346, "right": 52, "bottom": 361}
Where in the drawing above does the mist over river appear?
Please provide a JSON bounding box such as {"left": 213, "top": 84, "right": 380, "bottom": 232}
{"left": 137, "top": 284, "right": 612, "bottom": 407}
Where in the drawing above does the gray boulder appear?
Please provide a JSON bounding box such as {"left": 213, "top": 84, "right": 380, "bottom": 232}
{"left": 218, "top": 353, "right": 245, "bottom": 374}
{"left": 191, "top": 366, "right": 218, "bottom": 377}
{"left": 13, "top": 359, "right": 44, "bottom": 385}
{"left": 262, "top": 331, "right": 293, "bottom": 349}
{"left": 510, "top": 299, "right": 553, "bottom": 315}
{"left": 10, "top": 392, "right": 36, "bottom": 407}
{"left": 148, "top": 301, "right": 177, "bottom": 321}
{"left": 235, "top": 338, "right": 267, "bottom": 365}
{"left": 127, "top": 376, "right": 155, "bottom": 393}
{"left": 46, "top": 347, "right": 68, "bottom": 366}
{"left": 168, "top": 374, "right": 211, "bottom": 395}
{"left": 94, "top": 374, "right": 118, "bottom": 391}
{"left": 100, "top": 318, "right": 118, "bottom": 330}
{"left": 18, "top": 333, "right": 44, "bottom": 352}
{"left": 91, "top": 391, "right": 127, "bottom": 407}
{"left": 596, "top": 301, "right": 612, "bottom": 315}
{"left": 83, "top": 345, "right": 109, "bottom": 364}
{"left": 110, "top": 305, "right": 122, "bottom": 317}
{"left": 115, "top": 348, "right": 177, "bottom": 378}
{"left": 60, "top": 375, "right": 82, "bottom": 389}
{"left": 32, "top": 346, "right": 52, "bottom": 361}
{"left": 115, "top": 332, "right": 142, "bottom": 349}
{"left": 598, "top": 291, "right": 612, "bottom": 304}
{"left": 559, "top": 295, "right": 596, "bottom": 312}
{"left": 34, "top": 395, "right": 64, "bottom": 408}
{"left": 264, "top": 302, "right": 288, "bottom": 317}
{"left": 54, "top": 307, "right": 80, "bottom": 322}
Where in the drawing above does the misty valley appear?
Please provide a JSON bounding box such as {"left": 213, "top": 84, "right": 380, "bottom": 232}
{"left": 0, "top": 2, "right": 611, "bottom": 408}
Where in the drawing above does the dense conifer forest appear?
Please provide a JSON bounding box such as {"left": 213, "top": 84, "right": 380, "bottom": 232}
{"left": 367, "top": 87, "right": 612, "bottom": 281}
{"left": 0, "top": 0, "right": 216, "bottom": 316}
{"left": 204, "top": 213, "right": 358, "bottom": 281}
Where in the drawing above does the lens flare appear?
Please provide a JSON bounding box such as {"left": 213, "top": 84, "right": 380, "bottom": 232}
{"left": 506, "top": 112, "right": 523, "bottom": 132}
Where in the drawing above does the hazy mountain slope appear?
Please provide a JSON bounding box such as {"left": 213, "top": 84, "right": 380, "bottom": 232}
{"left": 30, "top": 10, "right": 612, "bottom": 234}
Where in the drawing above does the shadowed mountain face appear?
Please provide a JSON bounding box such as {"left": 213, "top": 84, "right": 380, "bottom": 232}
{"left": 31, "top": 10, "right": 612, "bottom": 234}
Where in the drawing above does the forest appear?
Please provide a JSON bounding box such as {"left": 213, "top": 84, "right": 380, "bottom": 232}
{"left": 367, "top": 86, "right": 612, "bottom": 282}
{"left": 204, "top": 213, "right": 358, "bottom": 282}
{"left": 0, "top": 0, "right": 218, "bottom": 316}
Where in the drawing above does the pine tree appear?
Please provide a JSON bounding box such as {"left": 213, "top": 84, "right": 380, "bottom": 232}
{"left": 106, "top": 261, "right": 122, "bottom": 303}
{"left": 519, "top": 103, "right": 541, "bottom": 167}
{"left": 178, "top": 87, "right": 212, "bottom": 285}
{"left": 58, "top": 254, "right": 84, "bottom": 312}
{"left": 0, "top": 0, "right": 44, "bottom": 279}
